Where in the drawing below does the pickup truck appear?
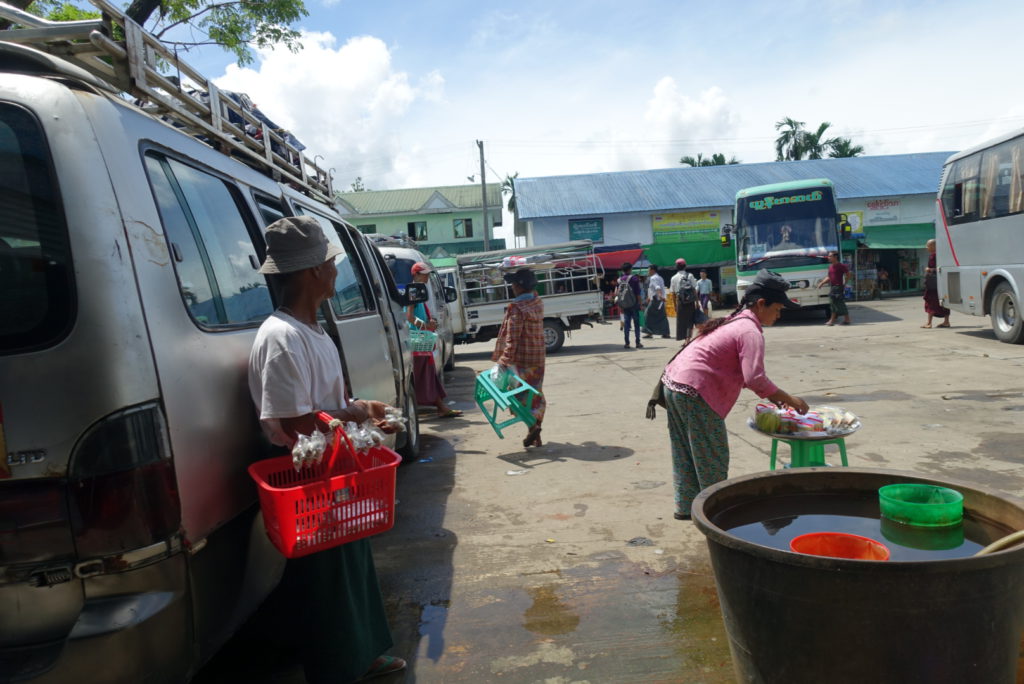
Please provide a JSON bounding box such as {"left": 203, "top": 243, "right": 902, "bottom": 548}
{"left": 438, "top": 241, "right": 604, "bottom": 353}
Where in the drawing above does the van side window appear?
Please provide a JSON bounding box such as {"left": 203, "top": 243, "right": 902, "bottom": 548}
{"left": 294, "top": 208, "right": 374, "bottom": 317}
{"left": 0, "top": 103, "right": 74, "bottom": 353}
{"left": 144, "top": 153, "right": 272, "bottom": 327}
{"left": 254, "top": 195, "right": 287, "bottom": 227}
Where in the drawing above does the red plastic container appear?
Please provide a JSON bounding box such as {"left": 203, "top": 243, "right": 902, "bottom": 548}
{"left": 789, "top": 532, "right": 890, "bottom": 561}
{"left": 248, "top": 412, "right": 401, "bottom": 558}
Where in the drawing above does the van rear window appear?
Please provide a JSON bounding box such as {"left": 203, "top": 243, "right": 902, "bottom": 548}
{"left": 0, "top": 104, "right": 73, "bottom": 353}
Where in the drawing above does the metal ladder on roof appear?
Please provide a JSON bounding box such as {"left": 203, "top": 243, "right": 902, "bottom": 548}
{"left": 0, "top": 0, "right": 334, "bottom": 204}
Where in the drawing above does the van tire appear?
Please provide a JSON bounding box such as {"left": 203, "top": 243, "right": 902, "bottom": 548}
{"left": 443, "top": 343, "right": 455, "bottom": 371}
{"left": 543, "top": 319, "right": 565, "bottom": 353}
{"left": 397, "top": 384, "right": 420, "bottom": 461}
{"left": 990, "top": 282, "right": 1024, "bottom": 344}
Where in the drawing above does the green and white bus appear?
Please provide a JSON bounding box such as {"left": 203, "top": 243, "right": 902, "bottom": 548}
{"left": 937, "top": 127, "right": 1024, "bottom": 344}
{"left": 731, "top": 179, "right": 848, "bottom": 312}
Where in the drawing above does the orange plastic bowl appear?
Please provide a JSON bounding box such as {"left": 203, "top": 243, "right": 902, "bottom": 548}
{"left": 790, "top": 532, "right": 890, "bottom": 561}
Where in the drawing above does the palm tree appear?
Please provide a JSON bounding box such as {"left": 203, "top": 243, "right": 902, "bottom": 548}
{"left": 828, "top": 137, "right": 865, "bottom": 158}
{"left": 501, "top": 172, "right": 519, "bottom": 215}
{"left": 680, "top": 153, "right": 741, "bottom": 167}
{"left": 802, "top": 122, "right": 838, "bottom": 160}
{"left": 775, "top": 117, "right": 806, "bottom": 161}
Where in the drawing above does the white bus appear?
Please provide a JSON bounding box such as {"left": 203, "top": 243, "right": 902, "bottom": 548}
{"left": 936, "top": 127, "right": 1024, "bottom": 343}
{"left": 732, "top": 179, "right": 849, "bottom": 313}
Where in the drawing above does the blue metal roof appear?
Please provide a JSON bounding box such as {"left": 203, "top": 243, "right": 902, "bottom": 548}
{"left": 514, "top": 153, "right": 953, "bottom": 220}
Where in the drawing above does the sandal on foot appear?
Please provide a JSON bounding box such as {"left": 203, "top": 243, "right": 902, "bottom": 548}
{"left": 920, "top": 324, "right": 932, "bottom": 328}
{"left": 439, "top": 408, "right": 463, "bottom": 418}
{"left": 674, "top": 512, "right": 691, "bottom": 521}
{"left": 523, "top": 425, "right": 542, "bottom": 448}
{"left": 936, "top": 322, "right": 950, "bottom": 328}
{"left": 360, "top": 655, "right": 406, "bottom": 681}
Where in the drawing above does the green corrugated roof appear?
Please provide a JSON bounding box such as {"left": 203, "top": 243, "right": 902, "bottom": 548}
{"left": 643, "top": 241, "right": 735, "bottom": 268}
{"left": 337, "top": 183, "right": 502, "bottom": 216}
{"left": 861, "top": 223, "right": 935, "bottom": 249}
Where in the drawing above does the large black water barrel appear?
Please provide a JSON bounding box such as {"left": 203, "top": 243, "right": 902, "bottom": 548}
{"left": 692, "top": 468, "right": 1024, "bottom": 684}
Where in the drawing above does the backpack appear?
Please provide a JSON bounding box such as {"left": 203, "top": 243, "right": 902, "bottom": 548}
{"left": 615, "top": 276, "right": 637, "bottom": 310}
{"left": 677, "top": 273, "right": 697, "bottom": 305}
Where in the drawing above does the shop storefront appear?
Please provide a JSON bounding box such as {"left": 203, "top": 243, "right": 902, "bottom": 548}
{"left": 849, "top": 223, "right": 935, "bottom": 299}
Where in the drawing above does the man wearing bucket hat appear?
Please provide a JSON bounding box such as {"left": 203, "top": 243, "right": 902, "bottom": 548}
{"left": 656, "top": 269, "right": 808, "bottom": 521}
{"left": 248, "top": 215, "right": 406, "bottom": 682}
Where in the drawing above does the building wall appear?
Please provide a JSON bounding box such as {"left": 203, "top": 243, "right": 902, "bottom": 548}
{"left": 529, "top": 208, "right": 733, "bottom": 247}
{"left": 352, "top": 209, "right": 500, "bottom": 245}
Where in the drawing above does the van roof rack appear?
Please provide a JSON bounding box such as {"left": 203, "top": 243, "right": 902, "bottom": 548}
{"left": 0, "top": 0, "right": 333, "bottom": 204}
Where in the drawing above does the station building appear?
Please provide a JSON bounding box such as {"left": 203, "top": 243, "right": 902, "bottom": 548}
{"left": 513, "top": 153, "right": 952, "bottom": 300}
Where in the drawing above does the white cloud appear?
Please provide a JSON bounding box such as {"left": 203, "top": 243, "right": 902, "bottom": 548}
{"left": 214, "top": 31, "right": 444, "bottom": 189}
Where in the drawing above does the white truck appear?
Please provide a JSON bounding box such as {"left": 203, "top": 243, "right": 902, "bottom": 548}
{"left": 439, "top": 241, "right": 605, "bottom": 353}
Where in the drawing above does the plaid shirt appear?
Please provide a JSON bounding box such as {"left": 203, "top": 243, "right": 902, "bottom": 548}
{"left": 492, "top": 294, "right": 545, "bottom": 368}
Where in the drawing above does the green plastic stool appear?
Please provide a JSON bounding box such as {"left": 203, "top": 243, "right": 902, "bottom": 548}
{"left": 770, "top": 436, "right": 849, "bottom": 470}
{"left": 474, "top": 370, "right": 539, "bottom": 439}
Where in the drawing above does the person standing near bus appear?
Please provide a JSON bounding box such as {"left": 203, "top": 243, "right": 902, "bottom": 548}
{"left": 922, "top": 239, "right": 951, "bottom": 328}
{"left": 670, "top": 258, "right": 699, "bottom": 342}
{"left": 816, "top": 251, "right": 851, "bottom": 326}
{"left": 697, "top": 270, "right": 714, "bottom": 315}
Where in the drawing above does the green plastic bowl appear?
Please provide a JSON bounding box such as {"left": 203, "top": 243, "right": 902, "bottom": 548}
{"left": 878, "top": 484, "right": 964, "bottom": 527}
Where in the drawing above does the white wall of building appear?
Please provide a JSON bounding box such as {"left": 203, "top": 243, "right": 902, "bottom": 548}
{"left": 529, "top": 207, "right": 733, "bottom": 246}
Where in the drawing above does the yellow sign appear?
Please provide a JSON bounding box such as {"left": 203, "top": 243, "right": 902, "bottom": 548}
{"left": 652, "top": 211, "right": 720, "bottom": 244}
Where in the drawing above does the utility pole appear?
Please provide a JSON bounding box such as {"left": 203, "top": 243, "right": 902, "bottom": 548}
{"left": 477, "top": 139, "right": 490, "bottom": 251}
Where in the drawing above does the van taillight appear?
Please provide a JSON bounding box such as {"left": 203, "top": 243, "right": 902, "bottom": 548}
{"left": 68, "top": 404, "right": 181, "bottom": 559}
{"left": 0, "top": 479, "right": 73, "bottom": 565}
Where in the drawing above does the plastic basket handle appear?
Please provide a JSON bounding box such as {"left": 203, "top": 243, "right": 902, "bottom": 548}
{"left": 316, "top": 410, "right": 364, "bottom": 475}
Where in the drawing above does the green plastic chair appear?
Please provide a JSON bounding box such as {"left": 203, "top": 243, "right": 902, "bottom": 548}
{"left": 474, "top": 369, "right": 539, "bottom": 438}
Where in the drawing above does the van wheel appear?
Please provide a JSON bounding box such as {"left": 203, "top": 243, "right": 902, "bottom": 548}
{"left": 990, "top": 282, "right": 1024, "bottom": 344}
{"left": 397, "top": 384, "right": 420, "bottom": 461}
{"left": 443, "top": 343, "right": 455, "bottom": 371}
{"left": 543, "top": 319, "right": 565, "bottom": 353}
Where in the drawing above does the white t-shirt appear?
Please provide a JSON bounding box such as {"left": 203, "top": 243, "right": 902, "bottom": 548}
{"left": 248, "top": 311, "right": 347, "bottom": 446}
{"left": 670, "top": 270, "right": 697, "bottom": 295}
{"left": 647, "top": 273, "right": 666, "bottom": 300}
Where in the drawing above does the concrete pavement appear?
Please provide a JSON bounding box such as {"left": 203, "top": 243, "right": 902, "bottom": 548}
{"left": 199, "top": 295, "right": 1024, "bottom": 683}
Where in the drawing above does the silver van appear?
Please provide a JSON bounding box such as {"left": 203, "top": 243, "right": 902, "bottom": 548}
{"left": 374, "top": 238, "right": 459, "bottom": 371}
{"left": 0, "top": 15, "right": 422, "bottom": 683}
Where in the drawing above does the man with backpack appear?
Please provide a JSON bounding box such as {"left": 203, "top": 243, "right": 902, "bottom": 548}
{"left": 616, "top": 262, "right": 644, "bottom": 349}
{"left": 670, "top": 258, "right": 699, "bottom": 342}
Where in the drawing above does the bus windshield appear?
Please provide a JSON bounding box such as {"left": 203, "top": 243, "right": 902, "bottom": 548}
{"left": 735, "top": 186, "right": 838, "bottom": 271}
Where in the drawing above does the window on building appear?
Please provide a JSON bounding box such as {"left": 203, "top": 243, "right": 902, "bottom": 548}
{"left": 145, "top": 153, "right": 272, "bottom": 328}
{"left": 356, "top": 224, "right": 376, "bottom": 234}
{"left": 454, "top": 218, "right": 473, "bottom": 239}
{"left": 408, "top": 221, "right": 428, "bottom": 241}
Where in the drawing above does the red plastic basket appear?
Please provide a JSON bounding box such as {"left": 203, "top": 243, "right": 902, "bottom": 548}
{"left": 247, "top": 412, "right": 401, "bottom": 558}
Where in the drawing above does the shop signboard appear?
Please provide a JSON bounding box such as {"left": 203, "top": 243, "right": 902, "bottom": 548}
{"left": 651, "top": 210, "right": 720, "bottom": 244}
{"left": 569, "top": 218, "right": 603, "bottom": 243}
{"left": 865, "top": 199, "right": 901, "bottom": 225}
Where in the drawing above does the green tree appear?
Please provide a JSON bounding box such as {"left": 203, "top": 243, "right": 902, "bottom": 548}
{"left": 828, "top": 137, "right": 865, "bottom": 158}
{"left": 680, "top": 152, "right": 741, "bottom": 167}
{"left": 801, "top": 121, "right": 838, "bottom": 160}
{"left": 501, "top": 172, "right": 519, "bottom": 215}
{"left": 349, "top": 176, "right": 367, "bottom": 192}
{"left": 774, "top": 117, "right": 806, "bottom": 161}
{"left": 15, "top": 0, "right": 307, "bottom": 66}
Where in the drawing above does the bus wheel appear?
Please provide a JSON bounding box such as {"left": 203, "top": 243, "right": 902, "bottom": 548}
{"left": 543, "top": 319, "right": 565, "bottom": 353}
{"left": 990, "top": 282, "right": 1024, "bottom": 344}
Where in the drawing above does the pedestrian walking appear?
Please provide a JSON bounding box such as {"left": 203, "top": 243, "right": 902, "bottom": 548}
{"left": 669, "top": 258, "right": 699, "bottom": 342}
{"left": 697, "top": 270, "right": 713, "bottom": 315}
{"left": 816, "top": 251, "right": 852, "bottom": 325}
{"left": 492, "top": 268, "right": 547, "bottom": 447}
{"left": 247, "top": 216, "right": 406, "bottom": 683}
{"left": 921, "top": 239, "right": 951, "bottom": 328}
{"left": 641, "top": 264, "right": 671, "bottom": 339}
{"left": 616, "top": 262, "right": 644, "bottom": 348}
{"left": 660, "top": 269, "right": 808, "bottom": 520}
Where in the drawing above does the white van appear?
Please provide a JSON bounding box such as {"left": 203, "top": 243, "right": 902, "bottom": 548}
{"left": 0, "top": 10, "right": 423, "bottom": 683}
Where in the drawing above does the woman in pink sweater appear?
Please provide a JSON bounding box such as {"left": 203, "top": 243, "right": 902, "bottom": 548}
{"left": 662, "top": 270, "right": 808, "bottom": 520}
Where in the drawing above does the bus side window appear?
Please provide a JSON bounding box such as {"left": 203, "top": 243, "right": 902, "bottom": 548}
{"left": 949, "top": 155, "right": 980, "bottom": 223}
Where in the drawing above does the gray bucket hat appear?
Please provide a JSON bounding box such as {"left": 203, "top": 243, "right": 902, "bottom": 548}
{"left": 259, "top": 216, "right": 342, "bottom": 274}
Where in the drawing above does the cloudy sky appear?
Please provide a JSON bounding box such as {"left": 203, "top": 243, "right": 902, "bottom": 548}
{"left": 179, "top": 0, "right": 1022, "bottom": 201}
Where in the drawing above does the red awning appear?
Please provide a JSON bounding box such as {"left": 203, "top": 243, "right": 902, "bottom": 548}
{"left": 593, "top": 248, "right": 645, "bottom": 271}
